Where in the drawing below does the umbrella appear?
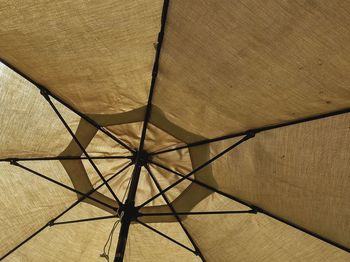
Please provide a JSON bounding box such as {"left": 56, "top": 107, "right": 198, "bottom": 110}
{"left": 0, "top": 0, "right": 349, "bottom": 261}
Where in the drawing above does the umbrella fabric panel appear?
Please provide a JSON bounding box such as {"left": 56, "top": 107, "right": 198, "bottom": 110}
{"left": 105, "top": 121, "right": 188, "bottom": 154}
{"left": 3, "top": 204, "right": 118, "bottom": 262}
{"left": 0, "top": 161, "right": 76, "bottom": 257}
{"left": 154, "top": 0, "right": 350, "bottom": 139}
{"left": 182, "top": 194, "right": 349, "bottom": 262}
{"left": 85, "top": 130, "right": 131, "bottom": 158}
{"left": 81, "top": 158, "right": 131, "bottom": 192}
{"left": 83, "top": 129, "right": 132, "bottom": 191}
{"left": 208, "top": 113, "right": 350, "bottom": 248}
{"left": 53, "top": 202, "right": 114, "bottom": 224}
{"left": 0, "top": 63, "right": 80, "bottom": 158}
{"left": 0, "top": 0, "right": 163, "bottom": 114}
{"left": 124, "top": 223, "right": 198, "bottom": 262}
{"left": 0, "top": 0, "right": 349, "bottom": 261}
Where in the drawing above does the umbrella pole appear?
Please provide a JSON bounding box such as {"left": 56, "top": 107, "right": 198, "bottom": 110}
{"left": 114, "top": 1, "right": 169, "bottom": 260}
{"left": 114, "top": 157, "right": 144, "bottom": 261}
{"left": 114, "top": 215, "right": 132, "bottom": 262}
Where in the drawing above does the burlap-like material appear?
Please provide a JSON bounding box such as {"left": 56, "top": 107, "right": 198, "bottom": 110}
{"left": 1, "top": 1, "right": 349, "bottom": 261}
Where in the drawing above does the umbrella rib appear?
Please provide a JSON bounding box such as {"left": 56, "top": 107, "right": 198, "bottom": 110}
{"left": 135, "top": 0, "right": 165, "bottom": 153}
{"left": 150, "top": 160, "right": 259, "bottom": 209}
{"left": 40, "top": 91, "right": 122, "bottom": 206}
{"left": 140, "top": 210, "right": 254, "bottom": 216}
{"left": 50, "top": 209, "right": 255, "bottom": 227}
{"left": 123, "top": 0, "right": 167, "bottom": 205}
{"left": 149, "top": 162, "right": 350, "bottom": 253}
{"left": 0, "top": 155, "right": 132, "bottom": 162}
{"left": 52, "top": 215, "right": 119, "bottom": 226}
{"left": 51, "top": 210, "right": 255, "bottom": 227}
{"left": 138, "top": 133, "right": 254, "bottom": 208}
{"left": 145, "top": 165, "right": 206, "bottom": 261}
{"left": 0, "top": 162, "right": 133, "bottom": 260}
{"left": 132, "top": 0, "right": 165, "bottom": 155}
{"left": 0, "top": 58, "right": 134, "bottom": 153}
{"left": 150, "top": 107, "right": 350, "bottom": 156}
{"left": 10, "top": 161, "right": 117, "bottom": 211}
{"left": 136, "top": 219, "right": 197, "bottom": 255}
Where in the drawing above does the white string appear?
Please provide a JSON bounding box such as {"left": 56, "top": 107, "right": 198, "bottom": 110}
{"left": 100, "top": 220, "right": 120, "bottom": 261}
{"left": 100, "top": 173, "right": 133, "bottom": 261}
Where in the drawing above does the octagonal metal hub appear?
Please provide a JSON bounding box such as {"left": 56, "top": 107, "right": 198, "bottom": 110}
{"left": 118, "top": 204, "right": 140, "bottom": 221}
{"left": 132, "top": 150, "right": 150, "bottom": 166}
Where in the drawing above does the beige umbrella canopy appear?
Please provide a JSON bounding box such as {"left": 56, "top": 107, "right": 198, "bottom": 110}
{"left": 0, "top": 0, "right": 349, "bottom": 261}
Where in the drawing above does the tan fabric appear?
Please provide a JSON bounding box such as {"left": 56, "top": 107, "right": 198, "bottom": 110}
{"left": 54, "top": 202, "right": 112, "bottom": 223}
{"left": 125, "top": 223, "right": 198, "bottom": 262}
{"left": 154, "top": 0, "right": 350, "bottom": 138}
{"left": 4, "top": 203, "right": 197, "bottom": 262}
{"left": 0, "top": 161, "right": 76, "bottom": 257}
{"left": 4, "top": 204, "right": 119, "bottom": 262}
{"left": 86, "top": 130, "right": 131, "bottom": 158}
{"left": 1, "top": 1, "right": 350, "bottom": 261}
{"left": 0, "top": 63, "right": 80, "bottom": 158}
{"left": 209, "top": 114, "right": 350, "bottom": 249}
{"left": 183, "top": 193, "right": 349, "bottom": 262}
{"left": 0, "top": 0, "right": 163, "bottom": 114}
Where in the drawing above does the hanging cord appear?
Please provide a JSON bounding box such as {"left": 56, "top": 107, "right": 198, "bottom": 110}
{"left": 100, "top": 175, "right": 133, "bottom": 261}
{"left": 100, "top": 220, "right": 120, "bottom": 261}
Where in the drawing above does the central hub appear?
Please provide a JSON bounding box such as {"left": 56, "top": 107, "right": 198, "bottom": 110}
{"left": 118, "top": 203, "right": 140, "bottom": 221}
{"left": 132, "top": 150, "right": 150, "bottom": 166}
{"left": 66, "top": 108, "right": 213, "bottom": 221}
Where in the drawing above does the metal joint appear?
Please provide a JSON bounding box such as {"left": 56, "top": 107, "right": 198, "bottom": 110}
{"left": 118, "top": 204, "right": 139, "bottom": 221}
{"left": 250, "top": 205, "right": 263, "bottom": 214}
{"left": 132, "top": 150, "right": 150, "bottom": 166}
{"left": 9, "top": 160, "right": 18, "bottom": 166}
{"left": 246, "top": 130, "right": 256, "bottom": 138}
{"left": 152, "top": 70, "right": 158, "bottom": 77}
{"left": 39, "top": 88, "right": 50, "bottom": 100}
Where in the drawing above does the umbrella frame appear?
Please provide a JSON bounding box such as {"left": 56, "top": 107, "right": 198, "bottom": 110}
{"left": 0, "top": 0, "right": 349, "bottom": 261}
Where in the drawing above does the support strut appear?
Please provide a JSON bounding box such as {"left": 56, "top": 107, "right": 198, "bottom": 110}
{"left": 114, "top": 163, "right": 142, "bottom": 261}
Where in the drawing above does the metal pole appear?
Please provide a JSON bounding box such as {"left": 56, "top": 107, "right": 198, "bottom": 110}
{"left": 113, "top": 1, "right": 169, "bottom": 260}
{"left": 114, "top": 162, "right": 142, "bottom": 261}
